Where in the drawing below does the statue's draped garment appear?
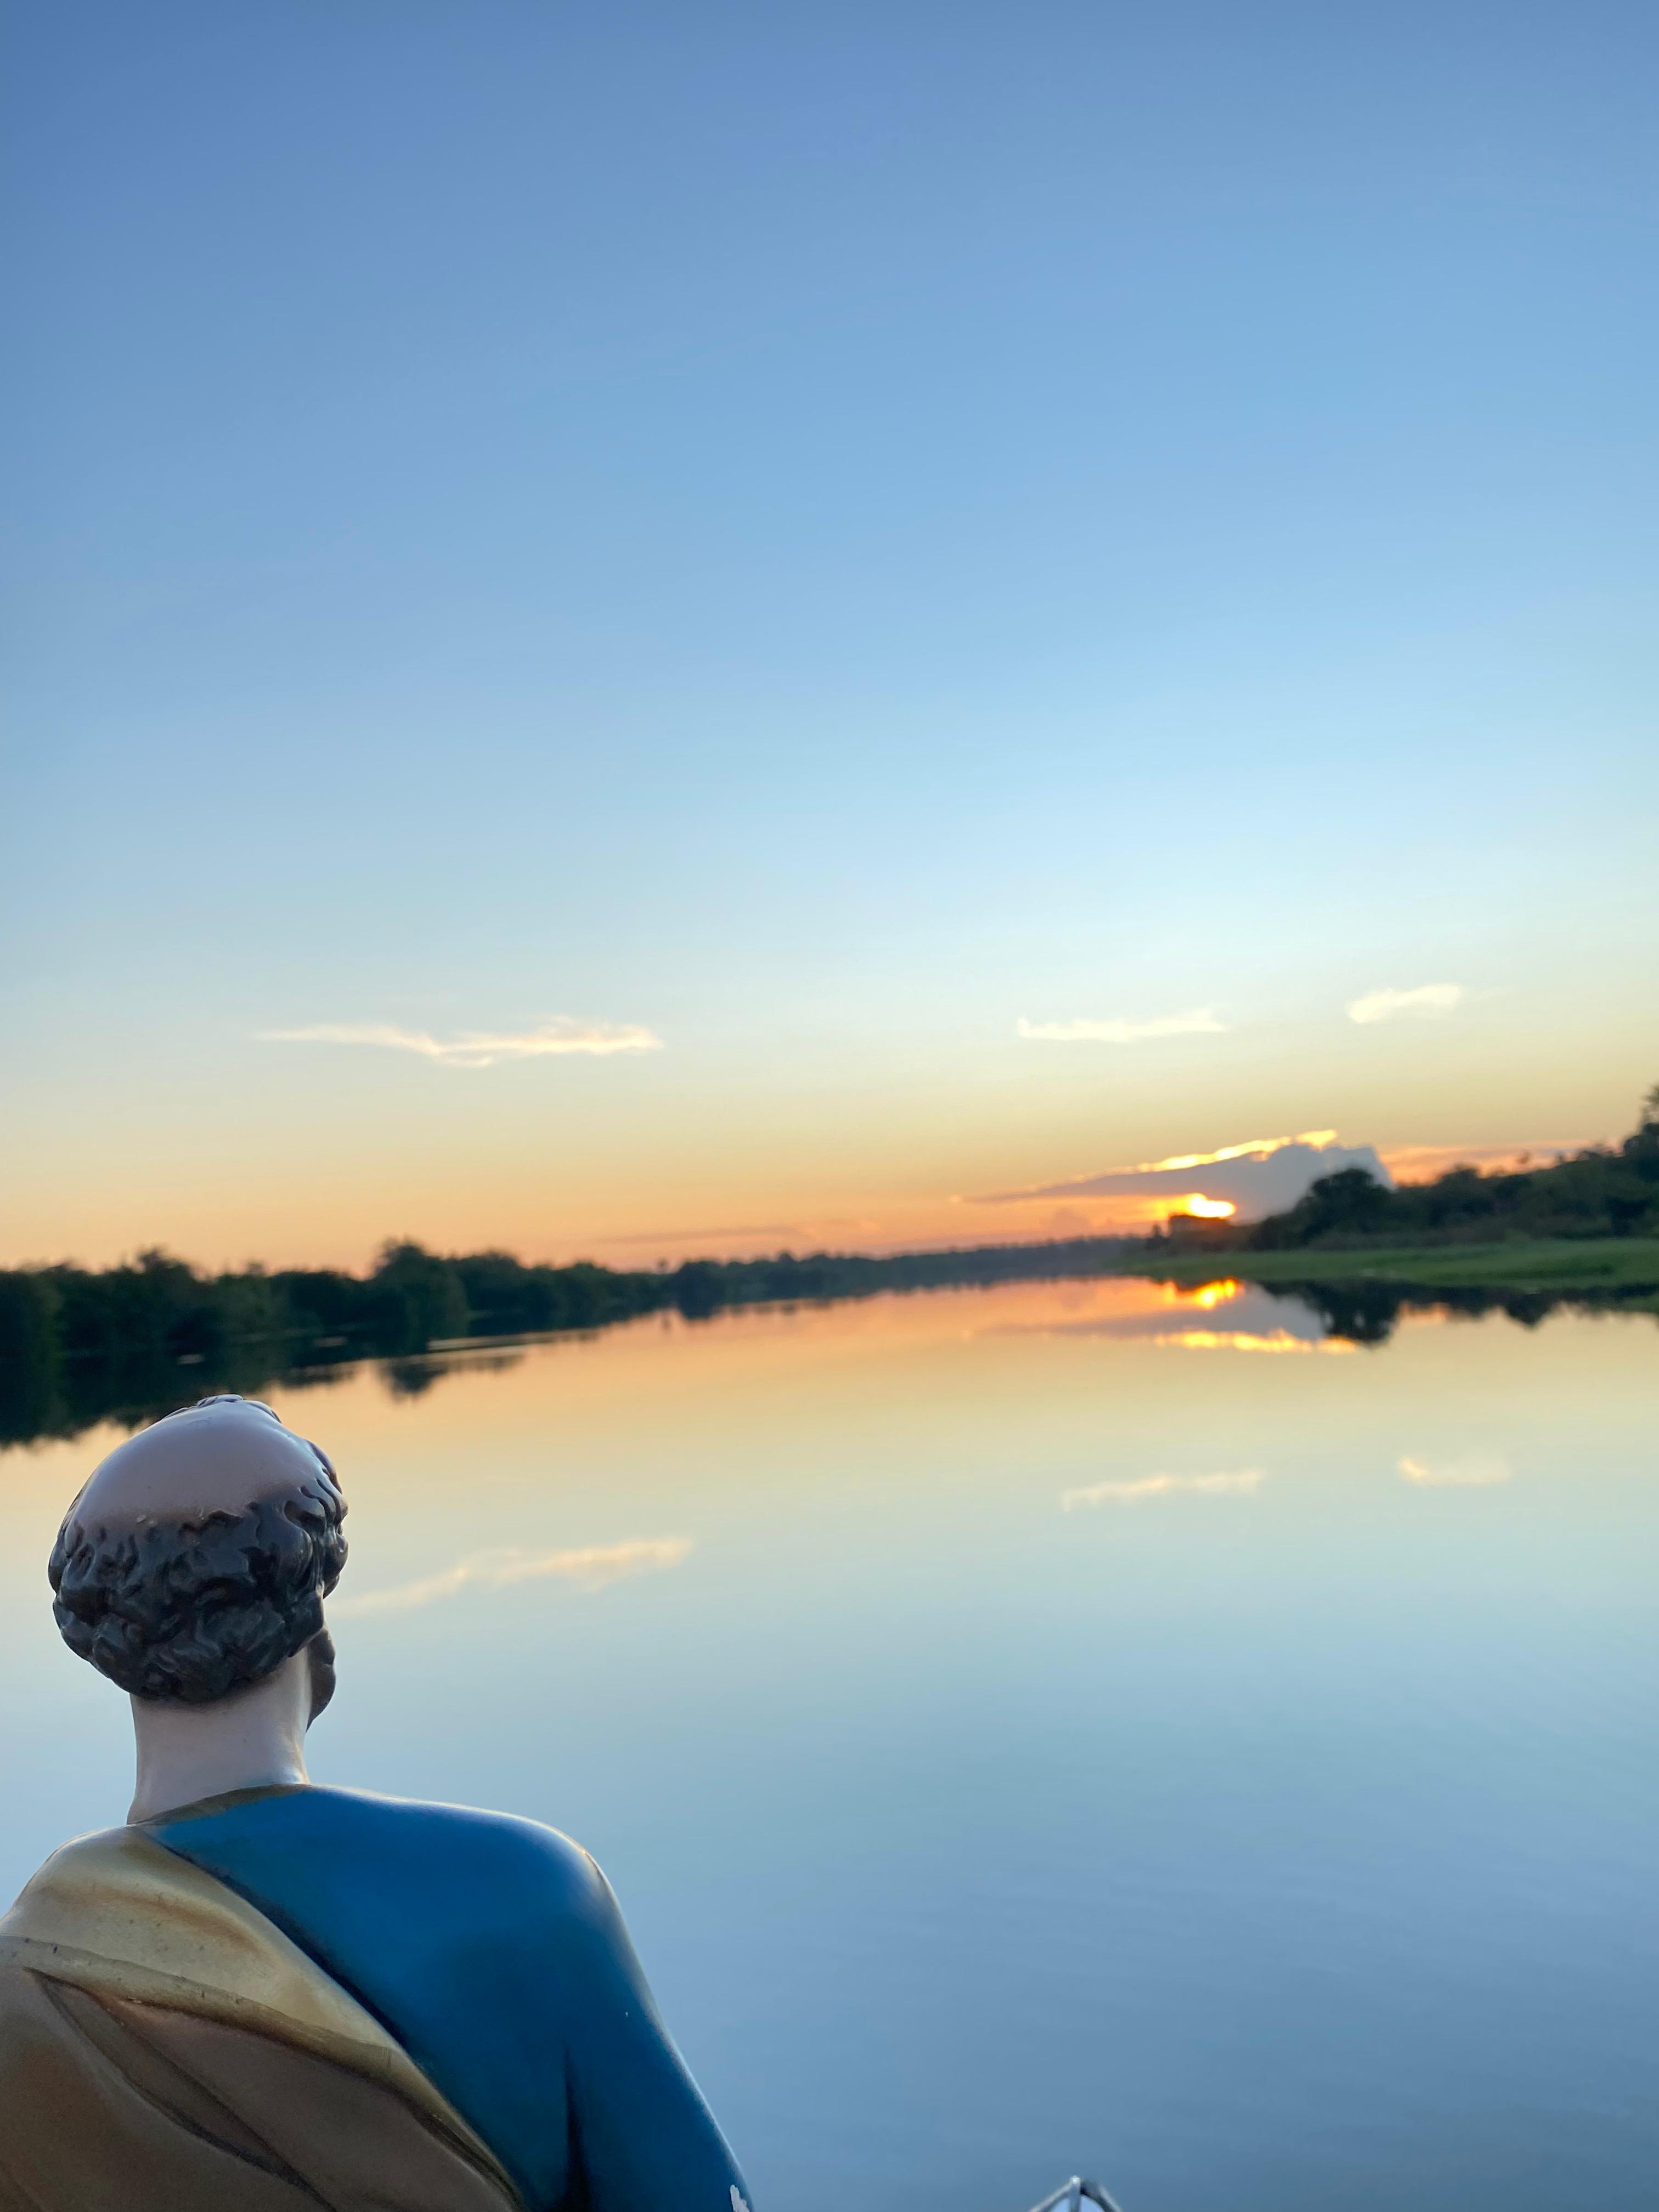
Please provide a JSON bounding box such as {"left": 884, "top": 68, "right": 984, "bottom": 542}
{"left": 0, "top": 1786, "right": 749, "bottom": 2212}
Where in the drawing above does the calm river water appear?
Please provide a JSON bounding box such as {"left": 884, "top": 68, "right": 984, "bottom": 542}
{"left": 2, "top": 1276, "right": 1654, "bottom": 2210}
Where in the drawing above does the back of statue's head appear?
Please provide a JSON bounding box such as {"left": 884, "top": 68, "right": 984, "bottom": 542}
{"left": 48, "top": 1395, "right": 347, "bottom": 1706}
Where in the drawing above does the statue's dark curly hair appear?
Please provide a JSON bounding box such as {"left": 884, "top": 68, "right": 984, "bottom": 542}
{"left": 47, "top": 1399, "right": 347, "bottom": 1705}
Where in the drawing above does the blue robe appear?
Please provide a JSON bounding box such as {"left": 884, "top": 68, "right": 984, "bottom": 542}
{"left": 148, "top": 1784, "right": 749, "bottom": 2212}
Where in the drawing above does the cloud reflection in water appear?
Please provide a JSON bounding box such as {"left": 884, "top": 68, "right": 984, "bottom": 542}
{"left": 332, "top": 1536, "right": 693, "bottom": 1617}
{"left": 1062, "top": 1470, "right": 1265, "bottom": 1510}
{"left": 1397, "top": 1453, "right": 1512, "bottom": 1488}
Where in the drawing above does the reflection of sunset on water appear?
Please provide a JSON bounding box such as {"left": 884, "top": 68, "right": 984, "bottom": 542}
{"left": 1157, "top": 1328, "right": 1357, "bottom": 1355}
{"left": 985, "top": 1276, "right": 1354, "bottom": 1353}
{"left": 0, "top": 1272, "right": 1652, "bottom": 2212}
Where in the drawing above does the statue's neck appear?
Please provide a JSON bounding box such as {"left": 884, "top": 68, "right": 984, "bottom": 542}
{"left": 128, "top": 1649, "right": 311, "bottom": 1825}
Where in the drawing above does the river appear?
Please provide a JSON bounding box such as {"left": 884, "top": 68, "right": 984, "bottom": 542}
{"left": 2, "top": 1274, "right": 1654, "bottom": 2210}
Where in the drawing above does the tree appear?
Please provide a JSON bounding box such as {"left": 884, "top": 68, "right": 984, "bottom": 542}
{"left": 1624, "top": 1082, "right": 1659, "bottom": 1174}
{"left": 1248, "top": 1167, "right": 1396, "bottom": 1248}
{"left": 366, "top": 1243, "right": 470, "bottom": 1352}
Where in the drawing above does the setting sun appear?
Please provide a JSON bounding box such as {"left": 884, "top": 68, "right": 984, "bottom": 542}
{"left": 1180, "top": 1193, "right": 1238, "bottom": 1220}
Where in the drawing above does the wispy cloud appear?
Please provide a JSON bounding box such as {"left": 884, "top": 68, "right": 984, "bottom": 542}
{"left": 1017, "top": 1008, "right": 1227, "bottom": 1045}
{"left": 260, "top": 1018, "right": 663, "bottom": 1069}
{"left": 1125, "top": 1132, "right": 1335, "bottom": 1172}
{"left": 1347, "top": 984, "right": 1464, "bottom": 1025}
{"left": 1062, "top": 1469, "right": 1264, "bottom": 1510}
{"left": 331, "top": 1536, "right": 692, "bottom": 1617}
{"left": 1397, "top": 1453, "right": 1510, "bottom": 1488}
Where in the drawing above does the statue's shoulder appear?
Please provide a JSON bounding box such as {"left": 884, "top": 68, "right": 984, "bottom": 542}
{"left": 283, "top": 1790, "right": 630, "bottom": 1972}
{"left": 11, "top": 1822, "right": 127, "bottom": 1881}
{"left": 3, "top": 1821, "right": 158, "bottom": 1922}
{"left": 349, "top": 1791, "right": 608, "bottom": 1911}
{"left": 305, "top": 1785, "right": 600, "bottom": 1877}
{"left": 155, "top": 1784, "right": 614, "bottom": 1945}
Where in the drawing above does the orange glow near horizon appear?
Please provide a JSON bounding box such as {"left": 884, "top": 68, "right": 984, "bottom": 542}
{"left": 0, "top": 1110, "right": 1612, "bottom": 1276}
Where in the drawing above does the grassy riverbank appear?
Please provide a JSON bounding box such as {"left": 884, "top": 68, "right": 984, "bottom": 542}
{"left": 1137, "top": 1235, "right": 1659, "bottom": 1297}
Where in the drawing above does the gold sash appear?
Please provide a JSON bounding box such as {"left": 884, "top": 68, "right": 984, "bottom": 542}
{"left": 0, "top": 1826, "right": 523, "bottom": 2211}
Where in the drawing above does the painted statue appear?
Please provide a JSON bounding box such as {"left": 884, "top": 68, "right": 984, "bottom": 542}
{"left": 0, "top": 1395, "right": 752, "bottom": 2212}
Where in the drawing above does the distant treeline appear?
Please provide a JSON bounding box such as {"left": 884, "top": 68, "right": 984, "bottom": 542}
{"left": 6, "top": 1088, "right": 1657, "bottom": 1450}
{"left": 1239, "top": 1087, "right": 1659, "bottom": 1251}
{"left": 0, "top": 1233, "right": 1139, "bottom": 1446}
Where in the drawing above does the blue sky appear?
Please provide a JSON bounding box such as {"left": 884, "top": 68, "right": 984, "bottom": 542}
{"left": 4, "top": 2, "right": 1656, "bottom": 1266}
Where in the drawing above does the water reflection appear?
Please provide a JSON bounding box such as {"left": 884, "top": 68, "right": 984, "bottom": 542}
{"left": 991, "top": 1282, "right": 1340, "bottom": 1350}
{"left": 1397, "top": 1452, "right": 1513, "bottom": 1488}
{"left": 2, "top": 1276, "right": 1655, "bottom": 2210}
{"left": 1061, "top": 1469, "right": 1266, "bottom": 1508}
{"left": 4, "top": 1265, "right": 1654, "bottom": 1450}
{"left": 333, "top": 1536, "right": 695, "bottom": 1617}
{"left": 380, "top": 1347, "right": 529, "bottom": 1400}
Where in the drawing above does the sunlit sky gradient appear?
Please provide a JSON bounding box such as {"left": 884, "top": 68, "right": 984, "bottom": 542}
{"left": 4, "top": 3, "right": 1656, "bottom": 1269}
